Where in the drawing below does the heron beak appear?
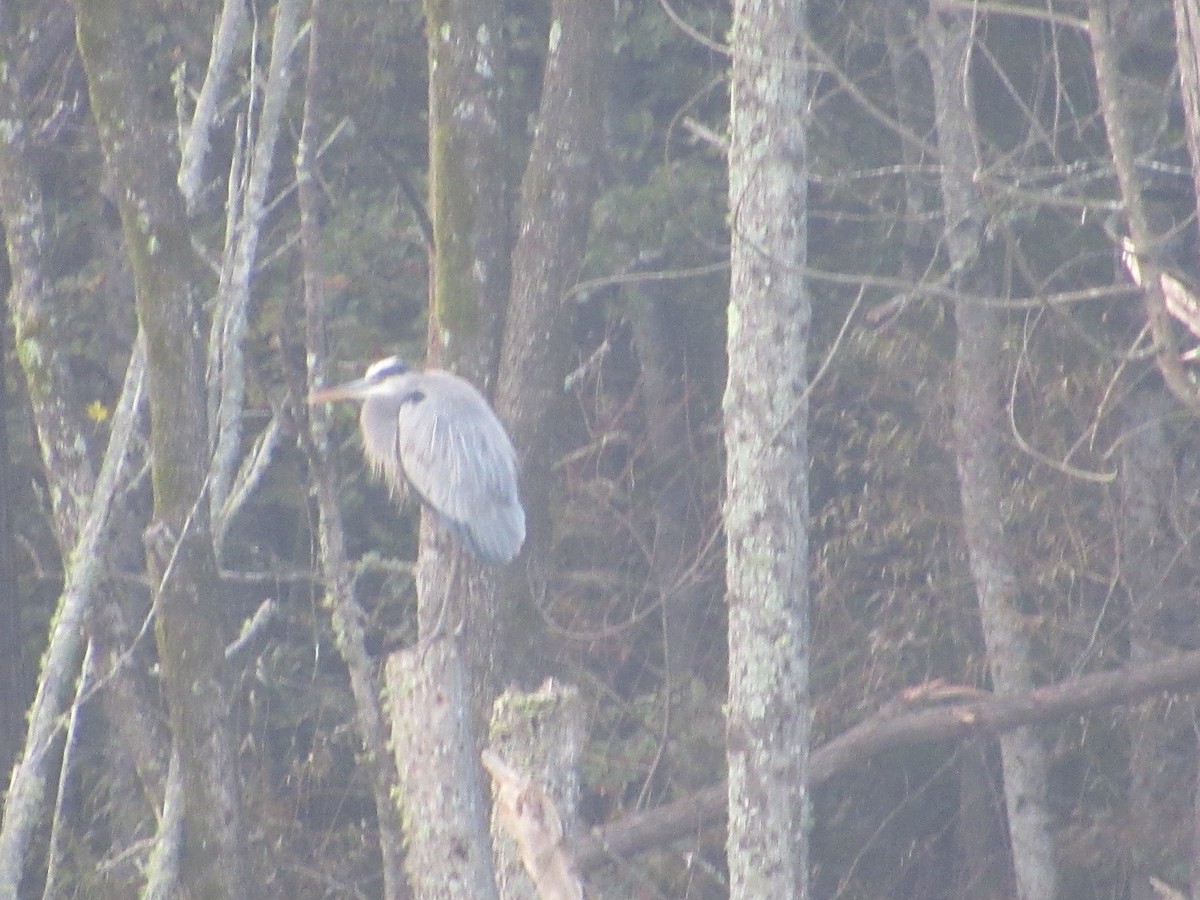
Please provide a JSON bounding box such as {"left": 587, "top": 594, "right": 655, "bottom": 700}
{"left": 307, "top": 377, "right": 372, "bottom": 404}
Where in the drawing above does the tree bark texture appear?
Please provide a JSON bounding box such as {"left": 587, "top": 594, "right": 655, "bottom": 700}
{"left": 0, "top": 11, "right": 94, "bottom": 803}
{"left": 724, "top": 0, "right": 811, "bottom": 896}
{"left": 495, "top": 0, "right": 612, "bottom": 683}
{"left": 487, "top": 680, "right": 585, "bottom": 900}
{"left": 419, "top": 0, "right": 511, "bottom": 702}
{"left": 390, "top": 4, "right": 514, "bottom": 892}
{"left": 1174, "top": 0, "right": 1200, "bottom": 250}
{"left": 0, "top": 17, "right": 55, "bottom": 805}
{"left": 0, "top": 49, "right": 95, "bottom": 553}
{"left": 0, "top": 292, "right": 19, "bottom": 782}
{"left": 73, "top": 2, "right": 247, "bottom": 896}
{"left": 386, "top": 644, "right": 500, "bottom": 900}
{"left": 922, "top": 11, "right": 1058, "bottom": 899}
{"left": 0, "top": 339, "right": 147, "bottom": 891}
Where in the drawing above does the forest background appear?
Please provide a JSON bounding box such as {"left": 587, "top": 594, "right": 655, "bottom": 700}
{"left": 1, "top": 0, "right": 1200, "bottom": 898}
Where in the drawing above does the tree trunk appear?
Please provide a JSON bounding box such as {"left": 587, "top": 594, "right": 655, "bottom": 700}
{"left": 386, "top": 644, "right": 499, "bottom": 899}
{"left": 1174, "top": 0, "right": 1200, "bottom": 244}
{"left": 1090, "top": 0, "right": 1200, "bottom": 414}
{"left": 1117, "top": 388, "right": 1183, "bottom": 900}
{"left": 487, "top": 681, "right": 585, "bottom": 900}
{"left": 953, "top": 739, "right": 1015, "bottom": 899}
{"left": 724, "top": 0, "right": 811, "bottom": 896}
{"left": 381, "top": 3, "right": 514, "bottom": 894}
{"left": 418, "top": 0, "right": 511, "bottom": 704}
{"left": 628, "top": 282, "right": 711, "bottom": 687}
{"left": 0, "top": 9, "right": 121, "bottom": 887}
{"left": 74, "top": 2, "right": 247, "bottom": 896}
{"left": 921, "top": 9, "right": 1059, "bottom": 899}
{"left": 0, "top": 290, "right": 20, "bottom": 783}
{"left": 495, "top": 0, "right": 612, "bottom": 683}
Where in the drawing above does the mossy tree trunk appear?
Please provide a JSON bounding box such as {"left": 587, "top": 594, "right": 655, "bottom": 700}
{"left": 418, "top": 0, "right": 512, "bottom": 700}
{"left": 73, "top": 2, "right": 246, "bottom": 897}
{"left": 394, "top": 2, "right": 613, "bottom": 893}
{"left": 0, "top": 18, "right": 95, "bottom": 879}
{"left": 388, "top": 1, "right": 514, "bottom": 894}
{"left": 0, "top": 8, "right": 159, "bottom": 889}
{"left": 724, "top": 0, "right": 812, "bottom": 896}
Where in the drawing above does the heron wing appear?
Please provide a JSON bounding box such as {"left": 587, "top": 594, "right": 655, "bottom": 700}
{"left": 395, "top": 373, "right": 525, "bottom": 564}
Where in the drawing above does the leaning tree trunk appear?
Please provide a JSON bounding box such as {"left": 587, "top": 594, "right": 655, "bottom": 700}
{"left": 73, "top": 2, "right": 247, "bottom": 897}
{"left": 921, "top": 9, "right": 1059, "bottom": 900}
{"left": 0, "top": 10, "right": 157, "bottom": 888}
{"left": 495, "top": 0, "right": 612, "bottom": 683}
{"left": 724, "top": 0, "right": 811, "bottom": 896}
{"left": 0, "top": 24, "right": 96, "bottom": 886}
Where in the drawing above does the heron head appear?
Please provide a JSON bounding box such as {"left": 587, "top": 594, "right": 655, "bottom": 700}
{"left": 307, "top": 356, "right": 412, "bottom": 404}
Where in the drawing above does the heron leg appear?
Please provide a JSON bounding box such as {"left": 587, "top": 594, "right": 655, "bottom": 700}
{"left": 413, "top": 546, "right": 460, "bottom": 660}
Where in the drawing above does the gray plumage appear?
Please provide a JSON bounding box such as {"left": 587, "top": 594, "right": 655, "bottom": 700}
{"left": 309, "top": 356, "right": 525, "bottom": 565}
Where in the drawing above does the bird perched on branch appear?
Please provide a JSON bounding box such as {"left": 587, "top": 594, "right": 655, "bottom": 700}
{"left": 308, "top": 356, "right": 525, "bottom": 565}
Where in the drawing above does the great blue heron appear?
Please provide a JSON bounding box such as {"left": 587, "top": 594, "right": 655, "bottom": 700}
{"left": 308, "top": 356, "right": 525, "bottom": 565}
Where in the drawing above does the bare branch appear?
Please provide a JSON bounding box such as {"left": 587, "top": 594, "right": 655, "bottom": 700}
{"left": 207, "top": 0, "right": 301, "bottom": 537}
{"left": 933, "top": 0, "right": 1088, "bottom": 30}
{"left": 177, "top": 0, "right": 248, "bottom": 208}
{"left": 214, "top": 409, "right": 283, "bottom": 549}
{"left": 224, "top": 598, "right": 280, "bottom": 667}
{"left": 575, "top": 648, "right": 1200, "bottom": 869}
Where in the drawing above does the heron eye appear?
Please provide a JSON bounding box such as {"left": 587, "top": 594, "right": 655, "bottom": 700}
{"left": 400, "top": 390, "right": 425, "bottom": 406}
